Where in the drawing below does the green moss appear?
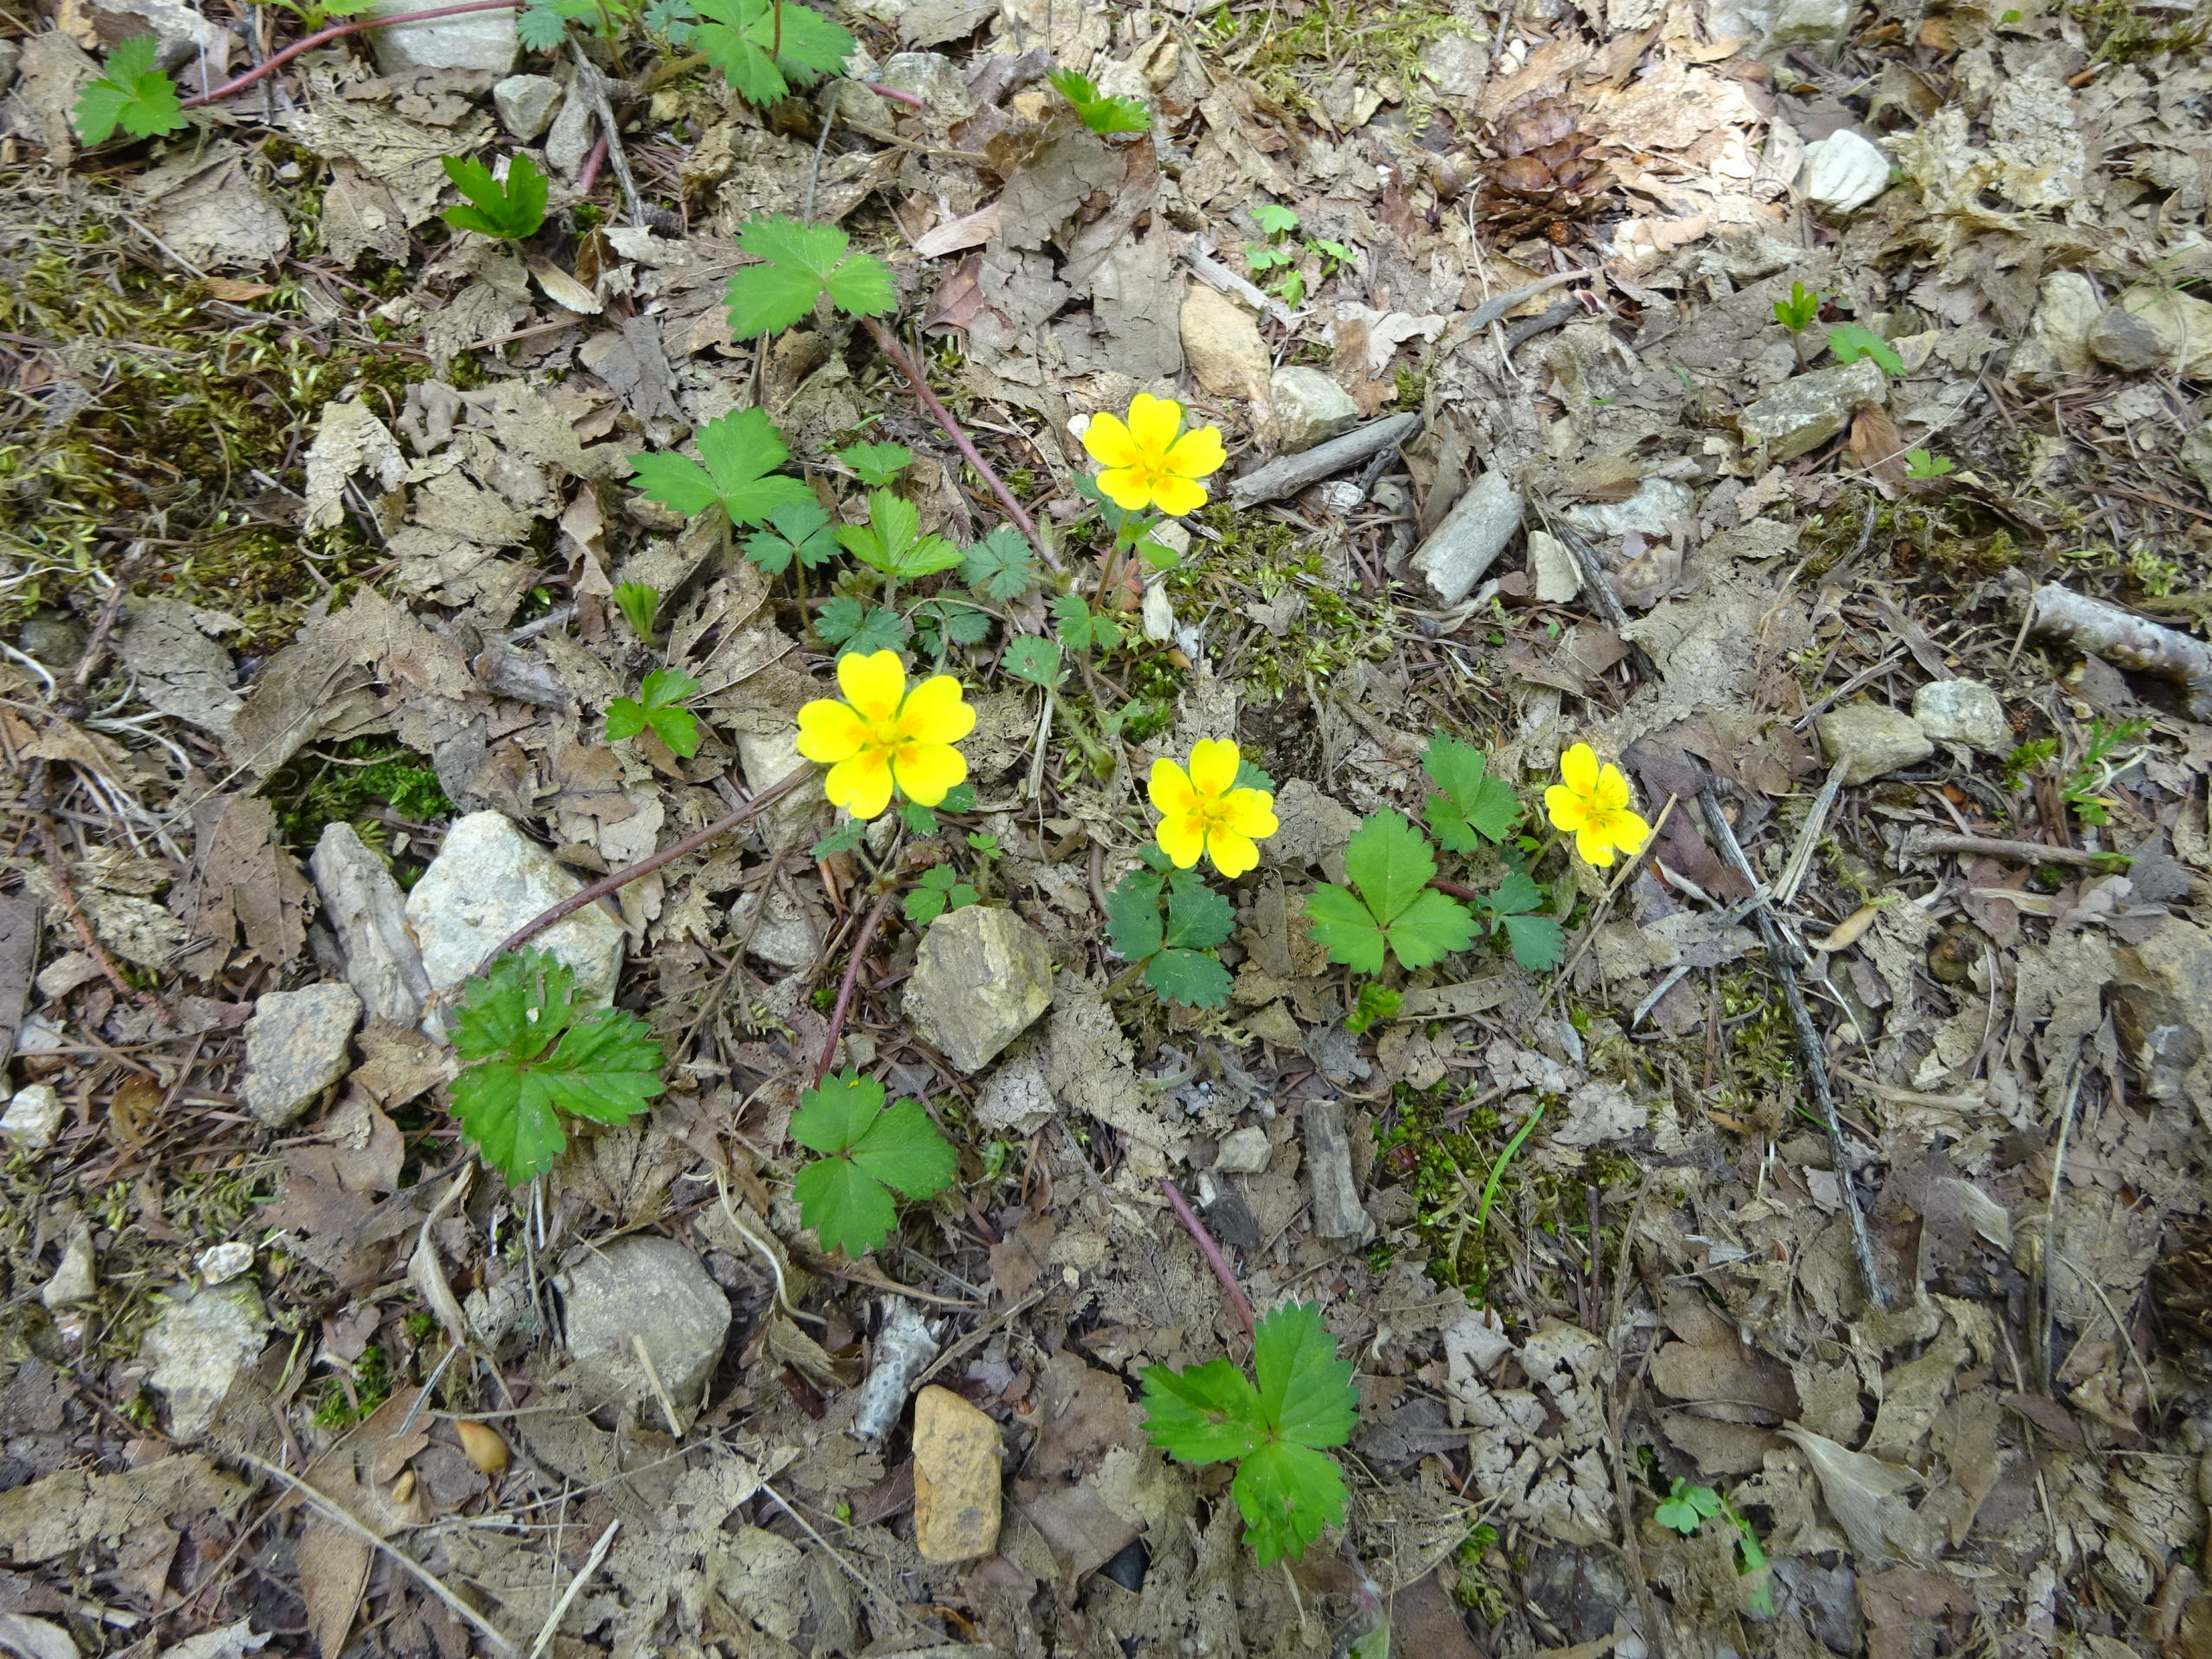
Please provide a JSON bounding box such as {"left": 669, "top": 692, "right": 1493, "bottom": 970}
{"left": 1210, "top": 0, "right": 1456, "bottom": 114}
{"left": 313, "top": 1341, "right": 393, "bottom": 1429}
{"left": 267, "top": 738, "right": 454, "bottom": 867}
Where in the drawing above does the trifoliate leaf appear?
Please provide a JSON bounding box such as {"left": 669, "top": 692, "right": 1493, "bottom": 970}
{"left": 1234, "top": 1441, "right": 1348, "bottom": 1568}
{"left": 840, "top": 439, "right": 912, "bottom": 487}
{"left": 1146, "top": 948, "right": 1232, "bottom": 1008}
{"left": 1301, "top": 885, "right": 1387, "bottom": 975}
{"left": 692, "top": 0, "right": 853, "bottom": 104}
{"left": 441, "top": 152, "right": 548, "bottom": 241}
{"left": 724, "top": 213, "right": 895, "bottom": 338}
{"left": 1378, "top": 886, "right": 1481, "bottom": 970}
{"left": 962, "top": 525, "right": 1040, "bottom": 602}
{"left": 743, "top": 500, "right": 838, "bottom": 574}
{"left": 1826, "top": 322, "right": 1904, "bottom": 376}
{"left": 1251, "top": 202, "right": 1300, "bottom": 237}
{"left": 629, "top": 406, "right": 812, "bottom": 528}
{"left": 1422, "top": 736, "right": 1518, "bottom": 852}
{"left": 814, "top": 597, "right": 907, "bottom": 656}
{"left": 603, "top": 666, "right": 702, "bottom": 757}
{"left": 1045, "top": 67, "right": 1152, "bottom": 133}
{"left": 73, "top": 36, "right": 186, "bottom": 146}
{"left": 837, "top": 489, "right": 963, "bottom": 579}
{"left": 1307, "top": 812, "right": 1477, "bottom": 973}
{"left": 448, "top": 949, "right": 665, "bottom": 1186}
{"left": 516, "top": 3, "right": 570, "bottom": 48}
{"left": 789, "top": 1069, "right": 957, "bottom": 1256}
{"left": 903, "top": 865, "right": 977, "bottom": 924}
{"left": 1052, "top": 592, "right": 1118, "bottom": 654}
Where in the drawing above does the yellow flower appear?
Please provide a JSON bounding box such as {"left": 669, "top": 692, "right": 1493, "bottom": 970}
{"left": 1544, "top": 743, "right": 1651, "bottom": 868}
{"left": 1082, "top": 392, "right": 1227, "bottom": 517}
{"left": 1148, "top": 739, "right": 1278, "bottom": 879}
{"left": 795, "top": 651, "right": 975, "bottom": 820}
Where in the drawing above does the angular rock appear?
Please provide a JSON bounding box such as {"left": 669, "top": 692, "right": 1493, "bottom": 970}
{"left": 1411, "top": 470, "right": 1524, "bottom": 605}
{"left": 1771, "top": 0, "right": 1850, "bottom": 42}
{"left": 2, "top": 1084, "right": 64, "bottom": 1152}
{"left": 2088, "top": 305, "right": 2164, "bottom": 374}
{"left": 492, "top": 73, "right": 561, "bottom": 140}
{"left": 544, "top": 78, "right": 594, "bottom": 178}
{"left": 2112, "top": 918, "right": 2212, "bottom": 1128}
{"left": 912, "top": 1384, "right": 1002, "bottom": 1563}
{"left": 1528, "top": 529, "right": 1582, "bottom": 602}
{"left": 902, "top": 907, "right": 1054, "bottom": 1073}
{"left": 1738, "top": 359, "right": 1888, "bottom": 460}
{"left": 242, "top": 983, "right": 362, "bottom": 1129}
{"left": 1269, "top": 366, "right": 1360, "bottom": 453}
{"left": 1561, "top": 478, "right": 1696, "bottom": 539}
{"left": 1911, "top": 679, "right": 2009, "bottom": 754}
{"left": 1181, "top": 285, "right": 1271, "bottom": 405}
{"left": 876, "top": 51, "right": 976, "bottom": 120}
{"left": 144, "top": 1282, "right": 268, "bottom": 1439}
{"left": 1304, "top": 1098, "right": 1375, "bottom": 1247}
{"left": 734, "top": 725, "right": 826, "bottom": 849}
{"left": 369, "top": 0, "right": 518, "bottom": 74}
{"left": 561, "top": 1235, "right": 730, "bottom": 1425}
{"left": 1814, "top": 703, "right": 1933, "bottom": 785}
{"left": 1420, "top": 33, "right": 1485, "bottom": 99}
{"left": 1215, "top": 1125, "right": 1272, "bottom": 1176}
{"left": 198, "top": 1241, "right": 255, "bottom": 1286}
{"left": 406, "top": 812, "right": 627, "bottom": 1024}
{"left": 41, "top": 1226, "right": 95, "bottom": 1308}
{"left": 1800, "top": 129, "right": 1891, "bottom": 213}
{"left": 2010, "top": 271, "right": 2101, "bottom": 386}
{"left": 2112, "top": 288, "right": 2212, "bottom": 380}
{"left": 729, "top": 886, "right": 821, "bottom": 970}
{"left": 311, "top": 823, "right": 431, "bottom": 1027}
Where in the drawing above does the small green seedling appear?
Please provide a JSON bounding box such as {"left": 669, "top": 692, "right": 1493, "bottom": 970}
{"left": 1106, "top": 847, "right": 1236, "bottom": 1008}
{"left": 1305, "top": 811, "right": 1478, "bottom": 975}
{"left": 814, "top": 596, "right": 907, "bottom": 656}
{"left": 838, "top": 489, "right": 963, "bottom": 580}
{"left": 1342, "top": 982, "right": 1401, "bottom": 1035}
{"left": 629, "top": 406, "right": 814, "bottom": 530}
{"left": 604, "top": 667, "right": 703, "bottom": 757}
{"left": 74, "top": 36, "right": 186, "bottom": 146}
{"left": 2063, "top": 716, "right": 2150, "bottom": 826}
{"left": 1002, "top": 635, "right": 1067, "bottom": 690}
{"left": 896, "top": 781, "right": 976, "bottom": 839}
{"left": 743, "top": 501, "right": 840, "bottom": 575}
{"left": 517, "top": 0, "right": 646, "bottom": 49}
{"left": 263, "top": 0, "right": 377, "bottom": 30}
{"left": 1140, "top": 1301, "right": 1359, "bottom": 1567}
{"left": 908, "top": 598, "right": 991, "bottom": 658}
{"left": 1242, "top": 204, "right": 1349, "bottom": 309}
{"left": 692, "top": 0, "right": 854, "bottom": 104}
{"left": 1047, "top": 67, "right": 1152, "bottom": 133}
{"left": 441, "top": 153, "right": 548, "bottom": 241}
{"left": 1421, "top": 736, "right": 1519, "bottom": 853}
{"left": 448, "top": 949, "right": 665, "bottom": 1186}
{"left": 904, "top": 864, "right": 979, "bottom": 925}
{"left": 610, "top": 580, "right": 662, "bottom": 643}
{"left": 789, "top": 1069, "right": 957, "bottom": 1257}
{"left": 1772, "top": 281, "right": 1822, "bottom": 335}
{"left": 1655, "top": 1477, "right": 1773, "bottom": 1617}
{"left": 839, "top": 440, "right": 914, "bottom": 488}
{"left": 1051, "top": 593, "right": 1120, "bottom": 656}
{"left": 1474, "top": 864, "right": 1564, "bottom": 973}
{"left": 1826, "top": 322, "right": 1904, "bottom": 376}
{"left": 960, "top": 526, "right": 1041, "bottom": 603}
{"left": 1902, "top": 448, "right": 1955, "bottom": 479}
{"left": 725, "top": 214, "right": 897, "bottom": 339}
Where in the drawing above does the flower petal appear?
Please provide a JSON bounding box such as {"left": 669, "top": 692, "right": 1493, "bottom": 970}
{"left": 1593, "top": 761, "right": 1632, "bottom": 813}
{"left": 795, "top": 697, "right": 866, "bottom": 762}
{"left": 892, "top": 741, "right": 967, "bottom": 807}
{"left": 837, "top": 650, "right": 906, "bottom": 725}
{"left": 1125, "top": 392, "right": 1183, "bottom": 457}
{"left": 1607, "top": 808, "right": 1652, "bottom": 859}
{"left": 1149, "top": 758, "right": 1198, "bottom": 818}
{"left": 1218, "top": 788, "right": 1278, "bottom": 842}
{"left": 1148, "top": 470, "right": 1209, "bottom": 517}
{"left": 1186, "top": 738, "right": 1241, "bottom": 800}
{"left": 1544, "top": 782, "right": 1592, "bottom": 833}
{"left": 1575, "top": 821, "right": 1616, "bottom": 867}
{"left": 1207, "top": 830, "right": 1260, "bottom": 880}
{"left": 1164, "top": 424, "right": 1227, "bottom": 481}
{"left": 1156, "top": 811, "right": 1206, "bottom": 868}
{"left": 826, "top": 751, "right": 894, "bottom": 820}
{"left": 898, "top": 674, "right": 976, "bottom": 746}
{"left": 1559, "top": 742, "right": 1599, "bottom": 800}
{"left": 1098, "top": 465, "right": 1157, "bottom": 513}
{"left": 1081, "top": 411, "right": 1140, "bottom": 471}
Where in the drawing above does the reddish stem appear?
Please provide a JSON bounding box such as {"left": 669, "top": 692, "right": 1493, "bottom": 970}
{"left": 1159, "top": 1177, "right": 1256, "bottom": 1337}
{"left": 862, "top": 81, "right": 926, "bottom": 108}
{"left": 817, "top": 885, "right": 898, "bottom": 1083}
{"left": 860, "top": 316, "right": 1055, "bottom": 567}
{"left": 578, "top": 133, "right": 610, "bottom": 197}
{"left": 179, "top": 0, "right": 522, "bottom": 107}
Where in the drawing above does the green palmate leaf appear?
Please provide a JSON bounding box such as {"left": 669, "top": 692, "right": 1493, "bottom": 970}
{"left": 837, "top": 489, "right": 963, "bottom": 579}
{"left": 1104, "top": 867, "right": 1166, "bottom": 962}
{"left": 743, "top": 500, "right": 839, "bottom": 574}
{"left": 1826, "top": 322, "right": 1904, "bottom": 376}
{"left": 1045, "top": 67, "right": 1152, "bottom": 133}
{"left": 1307, "top": 812, "right": 1478, "bottom": 974}
{"left": 1106, "top": 865, "right": 1232, "bottom": 1008}
{"left": 74, "top": 36, "right": 187, "bottom": 146}
{"left": 1234, "top": 1441, "right": 1349, "bottom": 1568}
{"left": 603, "top": 666, "right": 703, "bottom": 757}
{"left": 1139, "top": 1358, "right": 1267, "bottom": 1462}
{"left": 1487, "top": 866, "right": 1544, "bottom": 916}
{"left": 839, "top": 439, "right": 913, "bottom": 487}
{"left": 629, "top": 405, "right": 812, "bottom": 528}
{"left": 903, "top": 864, "right": 978, "bottom": 924}
{"left": 1422, "top": 736, "right": 1518, "bottom": 852}
{"left": 1253, "top": 1300, "right": 1358, "bottom": 1448}
{"left": 441, "top": 152, "right": 548, "bottom": 240}
{"left": 1251, "top": 202, "right": 1300, "bottom": 237}
{"left": 516, "top": 3, "right": 571, "bottom": 47}
{"left": 1301, "top": 885, "right": 1389, "bottom": 975}
{"left": 814, "top": 596, "right": 907, "bottom": 656}
{"left": 791, "top": 1157, "right": 895, "bottom": 1258}
{"left": 1002, "top": 634, "right": 1065, "bottom": 688}
{"left": 962, "top": 525, "right": 1040, "bottom": 602}
{"left": 789, "top": 1070, "right": 956, "bottom": 1256}
{"left": 691, "top": 0, "right": 853, "bottom": 103}
{"left": 724, "top": 213, "right": 895, "bottom": 338}
{"left": 1052, "top": 592, "right": 1119, "bottom": 653}
{"left": 448, "top": 949, "right": 665, "bottom": 1186}
{"left": 1163, "top": 869, "right": 1235, "bottom": 949}
{"left": 1146, "top": 948, "right": 1232, "bottom": 1008}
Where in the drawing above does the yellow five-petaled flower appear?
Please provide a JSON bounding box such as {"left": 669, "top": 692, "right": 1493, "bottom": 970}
{"left": 1149, "top": 739, "right": 1278, "bottom": 879}
{"left": 1544, "top": 742, "right": 1651, "bottom": 868}
{"left": 795, "top": 651, "right": 975, "bottom": 821}
{"left": 1082, "top": 393, "right": 1227, "bottom": 517}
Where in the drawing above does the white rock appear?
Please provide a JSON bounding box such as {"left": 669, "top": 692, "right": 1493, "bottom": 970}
{"left": 144, "top": 1283, "right": 268, "bottom": 1440}
{"left": 311, "top": 823, "right": 431, "bottom": 1027}
{"left": 1421, "top": 33, "right": 1485, "bottom": 98}
{"left": 242, "top": 983, "right": 362, "bottom": 1129}
{"left": 492, "top": 73, "right": 562, "bottom": 141}
{"left": 1738, "top": 358, "right": 1888, "bottom": 459}
{"left": 406, "top": 813, "right": 628, "bottom": 1026}
{"left": 1182, "top": 285, "right": 1271, "bottom": 405}
{"left": 1913, "top": 680, "right": 2010, "bottom": 754}
{"left": 1800, "top": 129, "right": 1892, "bottom": 214}
{"left": 198, "top": 1241, "right": 255, "bottom": 1286}
{"left": 560, "top": 1235, "right": 730, "bottom": 1426}
{"left": 1215, "top": 1126, "right": 1272, "bottom": 1175}
{"left": 1528, "top": 530, "right": 1582, "bottom": 602}
{"left": 544, "top": 78, "right": 595, "bottom": 178}
{"left": 734, "top": 726, "right": 826, "bottom": 849}
{"left": 369, "top": 0, "right": 518, "bottom": 74}
{"left": 729, "top": 886, "right": 821, "bottom": 970}
{"left": 1771, "top": 0, "right": 1851, "bottom": 42}
{"left": 876, "top": 50, "right": 976, "bottom": 120}
{"left": 2010, "top": 271, "right": 2101, "bottom": 386}
{"left": 902, "top": 907, "right": 1054, "bottom": 1074}
{"left": 1412, "top": 470, "right": 1524, "bottom": 605}
{"left": 976, "top": 1047, "right": 1054, "bottom": 1132}
{"left": 2, "top": 1083, "right": 64, "bottom": 1152}
{"left": 1561, "top": 478, "right": 1697, "bottom": 539}
{"left": 1269, "top": 366, "right": 1360, "bottom": 453}
{"left": 40, "top": 1226, "right": 95, "bottom": 1308}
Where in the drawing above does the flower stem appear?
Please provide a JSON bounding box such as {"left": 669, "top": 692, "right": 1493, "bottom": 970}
{"left": 817, "top": 885, "right": 898, "bottom": 1083}
{"left": 1159, "top": 1176, "right": 1256, "bottom": 1337}
{"left": 179, "top": 0, "right": 522, "bottom": 107}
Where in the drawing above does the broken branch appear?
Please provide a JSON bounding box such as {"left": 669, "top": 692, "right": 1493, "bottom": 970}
{"left": 180, "top": 1, "right": 522, "bottom": 107}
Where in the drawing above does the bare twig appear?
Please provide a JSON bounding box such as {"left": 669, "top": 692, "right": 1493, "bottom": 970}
{"left": 570, "top": 41, "right": 646, "bottom": 226}
{"left": 180, "top": 0, "right": 522, "bottom": 107}
{"left": 817, "top": 885, "right": 898, "bottom": 1082}
{"left": 526, "top": 1520, "right": 620, "bottom": 1659}
{"left": 1159, "top": 1176, "right": 1256, "bottom": 1336}
{"left": 1904, "top": 831, "right": 2135, "bottom": 871}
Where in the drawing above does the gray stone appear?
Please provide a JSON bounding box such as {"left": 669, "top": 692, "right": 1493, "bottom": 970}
{"left": 1770, "top": 0, "right": 1850, "bottom": 42}
{"left": 2112, "top": 918, "right": 2212, "bottom": 1128}
{"left": 729, "top": 886, "right": 821, "bottom": 970}
{"left": 2, "top": 1084, "right": 64, "bottom": 1152}
{"left": 1182, "top": 285, "right": 1270, "bottom": 405}
{"left": 41, "top": 1226, "right": 95, "bottom": 1308}
{"left": 544, "top": 76, "right": 594, "bottom": 178}
{"left": 406, "top": 812, "right": 627, "bottom": 1027}
{"left": 0, "top": 38, "right": 18, "bottom": 98}
{"left": 734, "top": 724, "right": 826, "bottom": 849}
{"left": 2010, "top": 271, "right": 2101, "bottom": 386}
{"left": 492, "top": 73, "right": 562, "bottom": 141}
{"left": 1528, "top": 530, "right": 1582, "bottom": 602}
{"left": 561, "top": 1235, "right": 730, "bottom": 1425}
{"left": 311, "top": 823, "right": 431, "bottom": 1027}
{"left": 1411, "top": 470, "right": 1525, "bottom": 604}
{"left": 1561, "top": 478, "right": 1696, "bottom": 539}
{"left": 1813, "top": 703, "right": 1933, "bottom": 785}
{"left": 902, "top": 907, "right": 1054, "bottom": 1074}
{"left": 1215, "top": 1126, "right": 1272, "bottom": 1175}
{"left": 1912, "top": 679, "right": 2010, "bottom": 754}
{"left": 1269, "top": 366, "right": 1359, "bottom": 453}
{"left": 2089, "top": 305, "right": 2167, "bottom": 374}
{"left": 876, "top": 51, "right": 976, "bottom": 120}
{"left": 1421, "top": 32, "right": 1485, "bottom": 98}
{"left": 1799, "top": 129, "right": 1891, "bottom": 213}
{"left": 1303, "top": 1099, "right": 1375, "bottom": 1247}
{"left": 242, "top": 983, "right": 362, "bottom": 1129}
{"left": 1738, "top": 359, "right": 1888, "bottom": 460}
{"left": 2114, "top": 288, "right": 2212, "bottom": 380}
{"left": 143, "top": 1282, "right": 267, "bottom": 1440}
{"left": 369, "top": 0, "right": 518, "bottom": 74}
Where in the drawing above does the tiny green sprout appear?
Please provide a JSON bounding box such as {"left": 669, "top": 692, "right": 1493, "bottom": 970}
{"left": 441, "top": 152, "right": 548, "bottom": 241}
{"left": 73, "top": 36, "right": 186, "bottom": 146}
{"left": 604, "top": 667, "right": 703, "bottom": 757}
{"left": 903, "top": 864, "right": 979, "bottom": 925}
{"left": 1903, "top": 448, "right": 1955, "bottom": 479}
{"left": 1343, "top": 982, "right": 1401, "bottom": 1036}
{"left": 1773, "top": 281, "right": 1822, "bottom": 334}
{"left": 1047, "top": 67, "right": 1153, "bottom": 133}
{"left": 840, "top": 440, "right": 914, "bottom": 488}
{"left": 789, "top": 1069, "right": 957, "bottom": 1258}
{"left": 1653, "top": 1477, "right": 1774, "bottom": 1617}
{"left": 610, "top": 580, "right": 662, "bottom": 642}
{"left": 1826, "top": 322, "right": 1905, "bottom": 377}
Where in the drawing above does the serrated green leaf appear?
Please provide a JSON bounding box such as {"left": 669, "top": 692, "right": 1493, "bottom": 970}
{"left": 725, "top": 212, "right": 895, "bottom": 337}
{"left": 1487, "top": 866, "right": 1544, "bottom": 916}
{"left": 788, "top": 1070, "right": 953, "bottom": 1255}
{"left": 1140, "top": 1358, "right": 1267, "bottom": 1464}
{"left": 1147, "top": 948, "right": 1232, "bottom": 1008}
{"left": 1381, "top": 886, "right": 1478, "bottom": 970}
{"left": 1826, "top": 322, "right": 1904, "bottom": 376}
{"left": 962, "top": 525, "right": 1039, "bottom": 602}
{"left": 837, "top": 489, "right": 962, "bottom": 579}
{"left": 441, "top": 152, "right": 548, "bottom": 240}
{"left": 1052, "top": 592, "right": 1117, "bottom": 654}
{"left": 793, "top": 1155, "right": 898, "bottom": 1256}
{"left": 74, "top": 36, "right": 186, "bottom": 146}
{"left": 743, "top": 499, "right": 838, "bottom": 574}
{"left": 630, "top": 406, "right": 810, "bottom": 528}
{"left": 791, "top": 1068, "right": 884, "bottom": 1154}
{"left": 1252, "top": 1301, "right": 1357, "bottom": 1448}
{"left": 1303, "top": 883, "right": 1387, "bottom": 975}
{"left": 692, "top": 0, "right": 853, "bottom": 102}
{"left": 1251, "top": 202, "right": 1300, "bottom": 237}
{"left": 848, "top": 1097, "right": 957, "bottom": 1198}
{"left": 1234, "top": 1441, "right": 1347, "bottom": 1567}
{"left": 1002, "top": 634, "right": 1065, "bottom": 688}
{"left": 516, "top": 3, "right": 570, "bottom": 46}
{"left": 1163, "top": 869, "right": 1234, "bottom": 949}
{"left": 812, "top": 823, "right": 866, "bottom": 858}
{"left": 1045, "top": 67, "right": 1151, "bottom": 133}
{"left": 898, "top": 800, "right": 938, "bottom": 835}
{"left": 1104, "top": 868, "right": 1165, "bottom": 962}
{"left": 1341, "top": 812, "right": 1439, "bottom": 925}
{"left": 1423, "top": 736, "right": 1518, "bottom": 852}
{"left": 840, "top": 440, "right": 913, "bottom": 487}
